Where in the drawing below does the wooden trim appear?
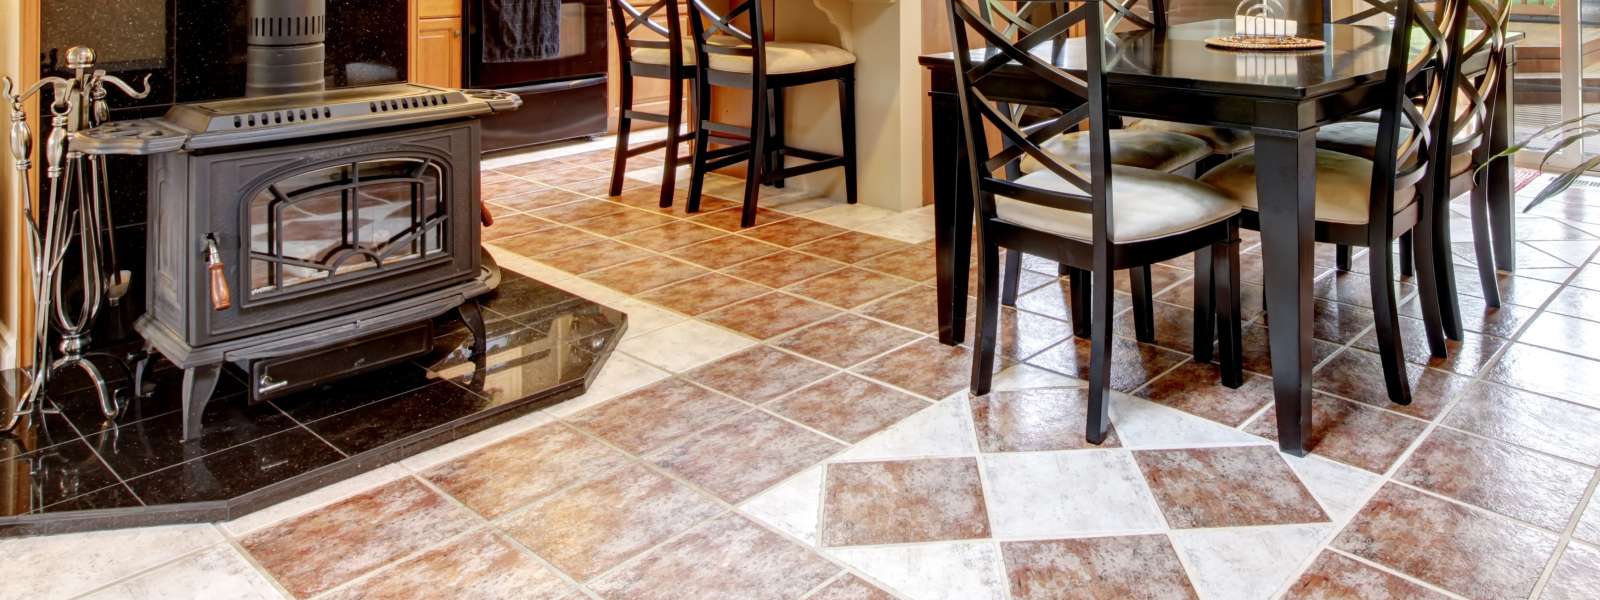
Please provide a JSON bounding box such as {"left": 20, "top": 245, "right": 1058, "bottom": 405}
{"left": 407, "top": 0, "right": 417, "bottom": 82}
{"left": 4, "top": 0, "right": 41, "bottom": 368}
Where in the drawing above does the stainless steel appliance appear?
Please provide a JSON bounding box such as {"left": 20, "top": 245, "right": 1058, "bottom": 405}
{"left": 466, "top": 0, "right": 609, "bottom": 151}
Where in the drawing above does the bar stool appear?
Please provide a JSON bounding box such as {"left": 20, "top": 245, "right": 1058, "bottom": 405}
{"left": 608, "top": 0, "right": 697, "bottom": 208}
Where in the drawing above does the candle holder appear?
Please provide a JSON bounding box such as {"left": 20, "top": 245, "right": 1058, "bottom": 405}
{"left": 1206, "top": 0, "right": 1324, "bottom": 51}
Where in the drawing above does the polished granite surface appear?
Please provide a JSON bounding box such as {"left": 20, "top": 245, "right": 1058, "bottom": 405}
{"left": 0, "top": 272, "right": 626, "bottom": 536}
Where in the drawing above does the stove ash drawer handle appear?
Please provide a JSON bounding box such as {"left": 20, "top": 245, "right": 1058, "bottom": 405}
{"left": 205, "top": 235, "right": 232, "bottom": 311}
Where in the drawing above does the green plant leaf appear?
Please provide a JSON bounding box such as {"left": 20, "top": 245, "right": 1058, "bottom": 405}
{"left": 1523, "top": 152, "right": 1600, "bottom": 213}
{"left": 1538, "top": 128, "right": 1600, "bottom": 172}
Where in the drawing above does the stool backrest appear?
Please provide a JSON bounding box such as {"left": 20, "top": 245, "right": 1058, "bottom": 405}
{"left": 610, "top": 0, "right": 687, "bottom": 69}
{"left": 686, "top": 0, "right": 765, "bottom": 77}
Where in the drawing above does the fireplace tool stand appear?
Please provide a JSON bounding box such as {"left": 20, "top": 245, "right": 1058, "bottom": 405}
{"left": 2, "top": 47, "right": 151, "bottom": 433}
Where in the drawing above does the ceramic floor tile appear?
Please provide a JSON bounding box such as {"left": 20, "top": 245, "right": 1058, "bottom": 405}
{"left": 1169, "top": 524, "right": 1331, "bottom": 600}
{"left": 565, "top": 378, "right": 748, "bottom": 455}
{"left": 580, "top": 255, "right": 709, "bottom": 295}
{"left": 859, "top": 244, "right": 937, "bottom": 282}
{"left": 1483, "top": 342, "right": 1600, "bottom": 408}
{"left": 741, "top": 465, "right": 825, "bottom": 545}
{"left": 540, "top": 240, "right": 655, "bottom": 274}
{"left": 683, "top": 346, "right": 837, "bottom": 404}
{"left": 1236, "top": 323, "right": 1344, "bottom": 377}
{"left": 531, "top": 199, "right": 629, "bottom": 224}
{"left": 1439, "top": 382, "right": 1600, "bottom": 468}
{"left": 1543, "top": 542, "right": 1600, "bottom": 600}
{"left": 1025, "top": 335, "right": 1187, "bottom": 394}
{"left": 571, "top": 207, "right": 678, "bottom": 236}
{"left": 1399, "top": 292, "right": 1536, "bottom": 339}
{"left": 635, "top": 273, "right": 771, "bottom": 316}
{"left": 483, "top": 213, "right": 553, "bottom": 242}
{"left": 1540, "top": 284, "right": 1600, "bottom": 321}
{"left": 241, "top": 478, "right": 478, "bottom": 597}
{"left": 829, "top": 542, "right": 1007, "bottom": 600}
{"left": 1134, "top": 445, "right": 1329, "bottom": 528}
{"left": 1141, "top": 361, "right": 1274, "bottom": 427}
{"left": 1333, "top": 483, "right": 1558, "bottom": 599}
{"left": 1244, "top": 393, "right": 1428, "bottom": 474}
{"left": 820, "top": 458, "right": 990, "bottom": 546}
{"left": 969, "top": 307, "right": 1076, "bottom": 363}
{"left": 1000, "top": 535, "right": 1198, "bottom": 600}
{"left": 806, "top": 574, "right": 896, "bottom": 600}
{"left": 614, "top": 220, "right": 727, "bottom": 252}
{"left": 82, "top": 545, "right": 283, "bottom": 600}
{"left": 788, "top": 268, "right": 916, "bottom": 309}
{"left": 491, "top": 187, "right": 588, "bottom": 212}
{"left": 969, "top": 388, "right": 1120, "bottom": 451}
{"left": 690, "top": 206, "right": 792, "bottom": 231}
{"left": 1109, "top": 300, "right": 1198, "bottom": 355}
{"left": 858, "top": 286, "right": 941, "bottom": 334}
{"left": 1350, "top": 314, "right": 1509, "bottom": 376}
{"left": 667, "top": 235, "right": 785, "bottom": 269}
{"left": 741, "top": 218, "right": 849, "bottom": 247}
{"left": 421, "top": 422, "right": 631, "bottom": 518}
{"left": 1518, "top": 311, "right": 1600, "bottom": 362}
{"left": 588, "top": 513, "right": 839, "bottom": 600}
{"left": 700, "top": 292, "right": 842, "bottom": 340}
{"left": 499, "top": 463, "right": 724, "bottom": 581}
{"left": 838, "top": 395, "right": 979, "bottom": 461}
{"left": 774, "top": 314, "right": 921, "bottom": 368}
{"left": 491, "top": 225, "right": 603, "bottom": 259}
{"left": 796, "top": 231, "right": 910, "bottom": 264}
{"left": 768, "top": 374, "right": 930, "bottom": 443}
{"left": 721, "top": 250, "right": 847, "bottom": 288}
{"left": 1577, "top": 498, "right": 1600, "bottom": 546}
{"left": 651, "top": 410, "right": 843, "bottom": 502}
{"left": 984, "top": 450, "right": 1163, "bottom": 538}
{"left": 854, "top": 337, "right": 990, "bottom": 400}
{"left": 1394, "top": 427, "right": 1591, "bottom": 531}
{"left": 482, "top": 170, "right": 543, "bottom": 198}
{"left": 1312, "top": 347, "right": 1472, "bottom": 420}
{"left": 1284, "top": 551, "right": 1450, "bottom": 599}
{"left": 323, "top": 530, "right": 575, "bottom": 600}
{"left": 0, "top": 525, "right": 225, "bottom": 600}
{"left": 618, "top": 319, "right": 756, "bottom": 372}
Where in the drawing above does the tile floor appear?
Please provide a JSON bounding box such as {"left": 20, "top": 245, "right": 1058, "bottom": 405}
{"left": 9, "top": 138, "right": 1600, "bottom": 600}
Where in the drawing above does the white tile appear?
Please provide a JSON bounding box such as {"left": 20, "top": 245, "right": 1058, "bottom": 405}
{"left": 762, "top": 194, "right": 840, "bottom": 215}
{"left": 1526, "top": 240, "right": 1600, "bottom": 266}
{"left": 740, "top": 465, "right": 825, "bottom": 546}
{"left": 485, "top": 246, "right": 573, "bottom": 285}
{"left": 828, "top": 542, "right": 1008, "bottom": 600}
{"left": 983, "top": 450, "right": 1164, "bottom": 538}
{"left": 1280, "top": 453, "right": 1382, "bottom": 523}
{"left": 221, "top": 466, "right": 409, "bottom": 537}
{"left": 549, "top": 277, "right": 633, "bottom": 308}
{"left": 990, "top": 364, "right": 1082, "bottom": 392}
{"left": 1109, "top": 393, "right": 1269, "bottom": 449}
{"left": 400, "top": 411, "right": 554, "bottom": 473}
{"left": 854, "top": 206, "right": 937, "bottom": 244}
{"left": 92, "top": 545, "right": 286, "bottom": 600}
{"left": 616, "top": 320, "right": 756, "bottom": 372}
{"left": 1169, "top": 524, "right": 1332, "bottom": 600}
{"left": 837, "top": 395, "right": 977, "bottom": 461}
{"left": 615, "top": 298, "right": 688, "bottom": 341}
{"left": 543, "top": 351, "right": 670, "bottom": 418}
{"left": 804, "top": 203, "right": 901, "bottom": 230}
{"left": 0, "top": 525, "right": 225, "bottom": 600}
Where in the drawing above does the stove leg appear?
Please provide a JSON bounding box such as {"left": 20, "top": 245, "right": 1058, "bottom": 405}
{"left": 460, "top": 301, "right": 487, "bottom": 359}
{"left": 181, "top": 364, "right": 221, "bottom": 441}
{"left": 130, "top": 343, "right": 154, "bottom": 399}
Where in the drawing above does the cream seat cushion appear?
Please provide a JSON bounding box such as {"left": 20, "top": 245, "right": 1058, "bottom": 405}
{"left": 996, "top": 166, "right": 1240, "bottom": 244}
{"left": 1313, "top": 121, "right": 1475, "bottom": 177}
{"left": 1018, "top": 130, "right": 1211, "bottom": 174}
{"left": 706, "top": 42, "right": 855, "bottom": 75}
{"left": 1127, "top": 119, "right": 1256, "bottom": 154}
{"left": 1198, "top": 149, "right": 1418, "bottom": 226}
{"left": 630, "top": 36, "right": 745, "bottom": 66}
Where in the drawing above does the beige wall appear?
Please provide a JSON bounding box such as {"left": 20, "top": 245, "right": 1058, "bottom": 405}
{"left": 0, "top": 0, "right": 22, "bottom": 369}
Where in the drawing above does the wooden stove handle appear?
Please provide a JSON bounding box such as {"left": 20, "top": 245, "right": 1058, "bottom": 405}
{"left": 205, "top": 236, "right": 232, "bottom": 311}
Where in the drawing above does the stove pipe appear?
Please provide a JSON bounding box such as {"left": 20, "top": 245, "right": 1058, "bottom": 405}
{"left": 246, "top": 0, "right": 327, "bottom": 97}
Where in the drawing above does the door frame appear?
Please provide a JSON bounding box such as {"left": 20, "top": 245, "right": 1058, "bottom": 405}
{"left": 2, "top": 0, "right": 41, "bottom": 370}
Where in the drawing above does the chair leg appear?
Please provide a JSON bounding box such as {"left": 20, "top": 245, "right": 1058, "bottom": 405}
{"left": 970, "top": 233, "right": 1002, "bottom": 396}
{"left": 1130, "top": 266, "right": 1156, "bottom": 343}
{"left": 1192, "top": 246, "right": 1215, "bottom": 364}
{"left": 1369, "top": 233, "right": 1414, "bottom": 405}
{"left": 1086, "top": 263, "right": 1115, "bottom": 445}
{"left": 1433, "top": 193, "right": 1464, "bottom": 341}
{"left": 1397, "top": 231, "right": 1414, "bottom": 278}
{"left": 686, "top": 77, "right": 713, "bottom": 214}
{"left": 658, "top": 79, "right": 685, "bottom": 208}
{"left": 1068, "top": 266, "right": 1091, "bottom": 339}
{"left": 740, "top": 80, "right": 770, "bottom": 229}
{"left": 1410, "top": 202, "right": 1450, "bottom": 357}
{"left": 1000, "top": 250, "right": 1022, "bottom": 307}
{"left": 610, "top": 73, "right": 635, "bottom": 198}
{"left": 769, "top": 87, "right": 785, "bottom": 189}
{"left": 1335, "top": 244, "right": 1351, "bottom": 272}
{"left": 1215, "top": 225, "right": 1244, "bottom": 388}
{"left": 1470, "top": 184, "right": 1502, "bottom": 307}
{"left": 838, "top": 73, "right": 859, "bottom": 205}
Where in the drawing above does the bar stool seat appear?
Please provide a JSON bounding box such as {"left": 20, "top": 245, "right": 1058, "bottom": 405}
{"left": 998, "top": 166, "right": 1240, "bottom": 243}
{"left": 1127, "top": 119, "right": 1255, "bottom": 154}
{"left": 632, "top": 36, "right": 745, "bottom": 66}
{"left": 705, "top": 42, "right": 856, "bottom": 74}
{"left": 1019, "top": 129, "right": 1210, "bottom": 173}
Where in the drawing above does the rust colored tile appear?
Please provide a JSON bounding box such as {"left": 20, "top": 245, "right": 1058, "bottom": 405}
{"left": 1111, "top": 300, "right": 1198, "bottom": 354}
{"left": 1026, "top": 335, "right": 1187, "bottom": 394}
{"left": 588, "top": 513, "right": 840, "bottom": 600}
{"left": 1157, "top": 278, "right": 1266, "bottom": 322}
{"left": 796, "top": 231, "right": 910, "bottom": 264}
{"left": 769, "top": 374, "right": 929, "bottom": 442}
{"left": 667, "top": 235, "right": 785, "bottom": 269}
{"left": 1351, "top": 315, "right": 1508, "bottom": 376}
{"left": 1133, "top": 445, "right": 1329, "bottom": 528}
{"left": 566, "top": 378, "right": 748, "bottom": 455}
{"left": 532, "top": 199, "right": 629, "bottom": 224}
{"left": 690, "top": 207, "right": 792, "bottom": 231}
{"left": 1143, "top": 361, "right": 1274, "bottom": 427}
{"left": 651, "top": 411, "right": 842, "bottom": 502}
{"left": 483, "top": 213, "right": 553, "bottom": 242}
{"left": 970, "top": 388, "right": 1120, "bottom": 452}
{"left": 1394, "top": 428, "right": 1591, "bottom": 530}
{"left": 1237, "top": 323, "right": 1344, "bottom": 377}
{"left": 491, "top": 225, "right": 603, "bottom": 258}
{"left": 1285, "top": 551, "right": 1449, "bottom": 600}
{"left": 1259, "top": 299, "right": 1375, "bottom": 345}
{"left": 540, "top": 240, "right": 654, "bottom": 274}
{"left": 615, "top": 221, "right": 726, "bottom": 252}
{"left": 700, "top": 293, "right": 841, "bottom": 340}
{"left": 1482, "top": 343, "right": 1600, "bottom": 408}
{"left": 1245, "top": 393, "right": 1427, "bottom": 473}
{"left": 502, "top": 161, "right": 610, "bottom": 186}
{"left": 721, "top": 251, "right": 847, "bottom": 288}
{"left": 241, "top": 479, "right": 478, "bottom": 597}
{"left": 859, "top": 286, "right": 940, "bottom": 334}
{"left": 611, "top": 186, "right": 736, "bottom": 218}
{"left": 490, "top": 187, "right": 588, "bottom": 212}
{"left": 1442, "top": 381, "right": 1600, "bottom": 466}
{"left": 554, "top": 148, "right": 620, "bottom": 166}
{"left": 859, "top": 245, "right": 938, "bottom": 282}
{"left": 422, "top": 423, "right": 632, "bottom": 518}
{"left": 1312, "top": 348, "right": 1473, "bottom": 420}
{"left": 1544, "top": 542, "right": 1600, "bottom": 600}
{"left": 635, "top": 273, "right": 771, "bottom": 316}
{"left": 683, "top": 346, "right": 836, "bottom": 403}
{"left": 822, "top": 459, "right": 990, "bottom": 548}
{"left": 1311, "top": 271, "right": 1415, "bottom": 310}
{"left": 1400, "top": 293, "right": 1534, "bottom": 339}
{"left": 1000, "top": 535, "right": 1198, "bottom": 600}
{"left": 774, "top": 314, "right": 921, "bottom": 368}
{"left": 499, "top": 463, "right": 724, "bottom": 581}
{"left": 562, "top": 175, "right": 652, "bottom": 198}
{"left": 1113, "top": 264, "right": 1192, "bottom": 296}
{"left": 741, "top": 218, "right": 849, "bottom": 247}
{"left": 582, "top": 255, "right": 709, "bottom": 295}
{"left": 323, "top": 530, "right": 575, "bottom": 600}
{"left": 571, "top": 208, "right": 678, "bottom": 236}
{"left": 855, "top": 337, "right": 991, "bottom": 400}
{"left": 482, "top": 170, "right": 543, "bottom": 198}
{"left": 808, "top": 575, "right": 895, "bottom": 600}
{"left": 1333, "top": 483, "right": 1558, "bottom": 599}
{"left": 971, "top": 307, "right": 1076, "bottom": 363}
{"left": 788, "top": 268, "right": 916, "bottom": 309}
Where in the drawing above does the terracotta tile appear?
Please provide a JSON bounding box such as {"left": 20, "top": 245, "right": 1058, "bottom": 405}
{"left": 1026, "top": 335, "right": 1188, "bottom": 394}
{"left": 581, "top": 255, "right": 709, "bottom": 295}
{"left": 1399, "top": 293, "right": 1534, "bottom": 339}
{"left": 1351, "top": 315, "right": 1508, "bottom": 376}
{"left": 1114, "top": 264, "right": 1193, "bottom": 296}
{"left": 482, "top": 213, "right": 552, "bottom": 242}
{"left": 1237, "top": 323, "right": 1344, "bottom": 377}
{"left": 588, "top": 513, "right": 839, "bottom": 600}
{"left": 774, "top": 314, "right": 921, "bottom": 368}
{"left": 690, "top": 207, "right": 792, "bottom": 231}
{"left": 859, "top": 245, "right": 938, "bottom": 282}
{"left": 768, "top": 374, "right": 929, "bottom": 442}
{"left": 1262, "top": 299, "right": 1375, "bottom": 345}
{"left": 615, "top": 221, "right": 726, "bottom": 252}
{"left": 323, "top": 530, "right": 574, "bottom": 600}
{"left": 1110, "top": 300, "right": 1198, "bottom": 354}
{"left": 562, "top": 175, "right": 652, "bottom": 197}
{"left": 499, "top": 463, "right": 723, "bottom": 581}
{"left": 1395, "top": 428, "right": 1591, "bottom": 530}
{"left": 820, "top": 458, "right": 990, "bottom": 546}
{"left": 1333, "top": 483, "right": 1558, "bottom": 598}
{"left": 787, "top": 268, "right": 915, "bottom": 309}
{"left": 1483, "top": 343, "right": 1600, "bottom": 408}
{"left": 1311, "top": 271, "right": 1415, "bottom": 310}
{"left": 1000, "top": 536, "right": 1198, "bottom": 600}
{"left": 700, "top": 292, "right": 841, "bottom": 340}
{"left": 721, "top": 251, "right": 847, "bottom": 288}
{"left": 1442, "top": 381, "right": 1600, "bottom": 466}
{"left": 491, "top": 225, "right": 603, "bottom": 258}
{"left": 483, "top": 170, "right": 543, "bottom": 198}
{"left": 241, "top": 479, "right": 478, "bottom": 597}
{"left": 635, "top": 273, "right": 770, "bottom": 316}
{"left": 969, "top": 388, "right": 1120, "bottom": 452}
{"left": 683, "top": 346, "right": 836, "bottom": 403}
{"left": 612, "top": 186, "right": 737, "bottom": 217}
{"left": 855, "top": 337, "right": 990, "bottom": 399}
{"left": 566, "top": 378, "right": 748, "bottom": 455}
{"left": 651, "top": 410, "right": 843, "bottom": 502}
{"left": 504, "top": 162, "right": 611, "bottom": 186}
{"left": 966, "top": 307, "right": 1077, "bottom": 364}
{"left": 571, "top": 208, "right": 678, "bottom": 236}
{"left": 808, "top": 575, "right": 895, "bottom": 600}
{"left": 490, "top": 187, "right": 588, "bottom": 212}
{"left": 741, "top": 218, "right": 849, "bottom": 247}
{"left": 1285, "top": 551, "right": 1449, "bottom": 600}
{"left": 859, "top": 286, "right": 940, "bottom": 334}
{"left": 1312, "top": 348, "right": 1473, "bottom": 420}
{"left": 796, "top": 231, "right": 910, "bottom": 263}
{"left": 531, "top": 199, "right": 629, "bottom": 223}
{"left": 1133, "top": 445, "right": 1329, "bottom": 528}
{"left": 540, "top": 240, "right": 654, "bottom": 274}
{"left": 1544, "top": 542, "right": 1600, "bottom": 600}
{"left": 422, "top": 423, "right": 632, "bottom": 518}
{"left": 1143, "top": 361, "right": 1274, "bottom": 427}
{"left": 668, "top": 235, "right": 785, "bottom": 269}
{"left": 1245, "top": 393, "right": 1427, "bottom": 473}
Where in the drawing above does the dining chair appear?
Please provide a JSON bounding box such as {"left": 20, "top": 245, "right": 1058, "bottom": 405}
{"left": 1199, "top": 0, "right": 1464, "bottom": 404}
{"left": 608, "top": 0, "right": 698, "bottom": 208}
{"left": 682, "top": 0, "right": 858, "bottom": 228}
{"left": 948, "top": 0, "right": 1246, "bottom": 443}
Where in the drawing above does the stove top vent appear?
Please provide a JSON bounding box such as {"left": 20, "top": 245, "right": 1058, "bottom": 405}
{"left": 247, "top": 0, "right": 327, "bottom": 97}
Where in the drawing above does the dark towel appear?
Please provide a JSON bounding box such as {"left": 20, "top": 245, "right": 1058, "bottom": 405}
{"left": 482, "top": 0, "right": 562, "bottom": 62}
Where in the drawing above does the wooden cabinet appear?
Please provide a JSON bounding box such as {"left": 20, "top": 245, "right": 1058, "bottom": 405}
{"left": 411, "top": 1, "right": 462, "bottom": 88}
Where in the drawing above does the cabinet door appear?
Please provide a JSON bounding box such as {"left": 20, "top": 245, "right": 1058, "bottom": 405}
{"left": 414, "top": 17, "right": 462, "bottom": 88}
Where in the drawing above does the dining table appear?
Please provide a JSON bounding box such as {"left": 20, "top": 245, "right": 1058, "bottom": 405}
{"left": 920, "top": 18, "right": 1522, "bottom": 456}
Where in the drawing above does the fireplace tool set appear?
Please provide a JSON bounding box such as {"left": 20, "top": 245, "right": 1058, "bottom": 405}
{"left": 3, "top": 47, "right": 151, "bottom": 433}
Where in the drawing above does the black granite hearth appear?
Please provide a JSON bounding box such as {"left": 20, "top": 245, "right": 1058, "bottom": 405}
{"left": 0, "top": 270, "right": 625, "bottom": 537}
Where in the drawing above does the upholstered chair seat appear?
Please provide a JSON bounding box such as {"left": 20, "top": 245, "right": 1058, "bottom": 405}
{"left": 704, "top": 42, "right": 856, "bottom": 74}
{"left": 996, "top": 166, "right": 1241, "bottom": 243}
{"left": 1314, "top": 121, "right": 1475, "bottom": 176}
{"left": 1018, "top": 130, "right": 1211, "bottom": 174}
{"left": 1199, "top": 149, "right": 1424, "bottom": 225}
{"left": 1126, "top": 119, "right": 1256, "bottom": 154}
{"left": 631, "top": 35, "right": 745, "bottom": 66}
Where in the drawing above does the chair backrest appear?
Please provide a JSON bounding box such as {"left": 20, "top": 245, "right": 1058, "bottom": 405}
{"left": 685, "top": 0, "right": 764, "bottom": 77}
{"left": 946, "top": 0, "right": 1116, "bottom": 240}
{"left": 1445, "top": 0, "right": 1510, "bottom": 166}
{"left": 610, "top": 0, "right": 687, "bottom": 68}
{"left": 1366, "top": 0, "right": 1463, "bottom": 226}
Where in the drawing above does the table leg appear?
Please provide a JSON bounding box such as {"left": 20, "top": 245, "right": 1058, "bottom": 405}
{"left": 1254, "top": 128, "right": 1316, "bottom": 456}
{"left": 1487, "top": 49, "right": 1516, "bottom": 272}
{"left": 931, "top": 90, "right": 970, "bottom": 345}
